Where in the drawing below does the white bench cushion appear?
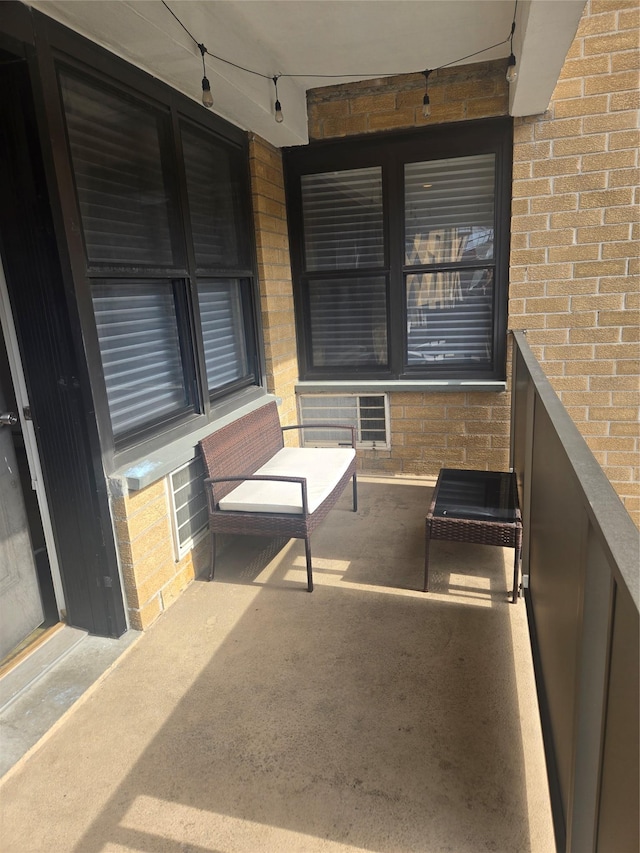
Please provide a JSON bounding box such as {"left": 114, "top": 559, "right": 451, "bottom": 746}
{"left": 218, "top": 447, "right": 356, "bottom": 515}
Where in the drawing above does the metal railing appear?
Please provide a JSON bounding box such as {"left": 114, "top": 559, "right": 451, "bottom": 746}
{"left": 510, "top": 330, "right": 639, "bottom": 853}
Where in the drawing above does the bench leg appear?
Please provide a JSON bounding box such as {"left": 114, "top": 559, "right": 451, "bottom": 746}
{"left": 208, "top": 532, "right": 217, "bottom": 582}
{"left": 304, "top": 537, "right": 314, "bottom": 593}
{"left": 352, "top": 473, "right": 358, "bottom": 512}
{"left": 424, "top": 522, "right": 431, "bottom": 592}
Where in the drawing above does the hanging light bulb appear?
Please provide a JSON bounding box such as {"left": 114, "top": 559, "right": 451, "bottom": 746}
{"left": 506, "top": 18, "right": 517, "bottom": 84}
{"left": 198, "top": 43, "right": 213, "bottom": 108}
{"left": 202, "top": 76, "right": 214, "bottom": 107}
{"left": 273, "top": 75, "right": 284, "bottom": 123}
{"left": 422, "top": 69, "right": 432, "bottom": 118}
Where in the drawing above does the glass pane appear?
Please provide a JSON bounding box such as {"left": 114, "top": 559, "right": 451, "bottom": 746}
{"left": 406, "top": 268, "right": 494, "bottom": 366}
{"left": 92, "top": 280, "right": 189, "bottom": 436}
{"left": 181, "top": 125, "right": 246, "bottom": 270}
{"left": 405, "top": 155, "right": 495, "bottom": 266}
{"left": 60, "top": 74, "right": 175, "bottom": 266}
{"left": 309, "top": 276, "right": 387, "bottom": 367}
{"left": 301, "top": 167, "right": 384, "bottom": 271}
{"left": 197, "top": 279, "right": 248, "bottom": 392}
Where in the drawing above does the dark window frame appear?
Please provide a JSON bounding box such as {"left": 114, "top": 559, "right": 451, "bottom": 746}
{"left": 37, "top": 27, "right": 264, "bottom": 472}
{"left": 284, "top": 117, "right": 513, "bottom": 383}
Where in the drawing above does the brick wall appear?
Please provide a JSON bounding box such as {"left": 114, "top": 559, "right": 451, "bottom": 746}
{"left": 111, "top": 481, "right": 208, "bottom": 631}
{"left": 308, "top": 58, "right": 508, "bottom": 139}
{"left": 306, "top": 59, "right": 512, "bottom": 477}
{"left": 510, "top": 0, "right": 639, "bottom": 524}
{"left": 249, "top": 133, "right": 299, "bottom": 429}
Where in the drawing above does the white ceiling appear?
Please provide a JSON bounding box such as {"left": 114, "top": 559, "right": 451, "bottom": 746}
{"left": 27, "top": 0, "right": 586, "bottom": 146}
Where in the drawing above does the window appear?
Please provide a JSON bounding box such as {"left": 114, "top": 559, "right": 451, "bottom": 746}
{"left": 284, "top": 118, "right": 512, "bottom": 382}
{"left": 59, "top": 69, "right": 259, "bottom": 452}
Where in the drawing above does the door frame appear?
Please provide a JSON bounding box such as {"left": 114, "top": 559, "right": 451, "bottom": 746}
{"left": 0, "top": 259, "right": 66, "bottom": 618}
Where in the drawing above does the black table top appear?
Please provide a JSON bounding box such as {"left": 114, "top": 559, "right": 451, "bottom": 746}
{"left": 432, "top": 469, "right": 519, "bottom": 524}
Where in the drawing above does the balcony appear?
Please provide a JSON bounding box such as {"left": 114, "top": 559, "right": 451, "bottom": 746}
{"left": 0, "top": 334, "right": 636, "bottom": 853}
{"left": 0, "top": 480, "right": 555, "bottom": 852}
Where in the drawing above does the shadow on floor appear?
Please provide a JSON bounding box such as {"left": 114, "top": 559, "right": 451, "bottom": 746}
{"left": 0, "top": 479, "right": 553, "bottom": 853}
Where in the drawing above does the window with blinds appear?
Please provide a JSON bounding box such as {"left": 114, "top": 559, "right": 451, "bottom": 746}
{"left": 405, "top": 154, "right": 496, "bottom": 367}
{"left": 60, "top": 74, "right": 176, "bottom": 268}
{"left": 285, "top": 119, "right": 511, "bottom": 382}
{"left": 301, "top": 168, "right": 384, "bottom": 271}
{"left": 181, "top": 123, "right": 247, "bottom": 271}
{"left": 91, "top": 280, "right": 191, "bottom": 437}
{"left": 58, "top": 68, "right": 259, "bottom": 449}
{"left": 197, "top": 279, "right": 248, "bottom": 392}
{"left": 309, "top": 276, "right": 388, "bottom": 367}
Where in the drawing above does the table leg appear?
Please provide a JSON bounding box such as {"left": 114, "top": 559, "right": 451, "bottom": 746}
{"left": 424, "top": 521, "right": 431, "bottom": 592}
{"left": 511, "top": 545, "right": 520, "bottom": 604}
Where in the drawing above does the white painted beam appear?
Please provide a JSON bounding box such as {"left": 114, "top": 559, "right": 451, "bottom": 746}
{"left": 509, "top": 0, "right": 587, "bottom": 117}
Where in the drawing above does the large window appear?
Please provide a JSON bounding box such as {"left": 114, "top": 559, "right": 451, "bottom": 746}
{"left": 59, "top": 70, "right": 258, "bottom": 451}
{"left": 284, "top": 119, "right": 512, "bottom": 382}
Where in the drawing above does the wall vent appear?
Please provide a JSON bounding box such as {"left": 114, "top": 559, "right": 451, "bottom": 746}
{"left": 168, "top": 455, "right": 208, "bottom": 560}
{"left": 297, "top": 394, "right": 389, "bottom": 449}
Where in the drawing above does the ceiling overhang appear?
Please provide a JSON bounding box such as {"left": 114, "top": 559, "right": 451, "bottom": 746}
{"left": 26, "top": 0, "right": 586, "bottom": 147}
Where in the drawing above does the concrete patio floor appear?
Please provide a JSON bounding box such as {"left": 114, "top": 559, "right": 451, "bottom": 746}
{"left": 0, "top": 477, "right": 554, "bottom": 853}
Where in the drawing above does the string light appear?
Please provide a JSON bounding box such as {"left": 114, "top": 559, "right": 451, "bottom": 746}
{"left": 161, "top": 0, "right": 518, "bottom": 121}
{"left": 198, "top": 43, "right": 214, "bottom": 107}
{"left": 273, "top": 75, "right": 284, "bottom": 123}
{"left": 422, "top": 69, "right": 432, "bottom": 118}
{"left": 506, "top": 2, "right": 518, "bottom": 84}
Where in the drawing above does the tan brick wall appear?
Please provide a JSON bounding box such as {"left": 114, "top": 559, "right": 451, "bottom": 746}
{"left": 305, "top": 59, "right": 511, "bottom": 477}
{"left": 355, "top": 387, "right": 512, "bottom": 477}
{"left": 308, "top": 59, "right": 508, "bottom": 139}
{"left": 510, "top": 0, "right": 639, "bottom": 524}
{"left": 111, "top": 481, "right": 208, "bottom": 630}
{"left": 248, "top": 133, "right": 299, "bottom": 429}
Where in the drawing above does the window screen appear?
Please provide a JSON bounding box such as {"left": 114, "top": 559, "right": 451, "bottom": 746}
{"left": 60, "top": 73, "right": 175, "bottom": 267}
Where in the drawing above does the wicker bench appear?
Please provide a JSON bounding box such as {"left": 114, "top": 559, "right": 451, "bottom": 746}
{"left": 199, "top": 401, "right": 357, "bottom": 592}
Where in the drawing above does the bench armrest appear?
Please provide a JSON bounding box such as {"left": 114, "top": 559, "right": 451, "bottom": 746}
{"left": 204, "top": 474, "right": 309, "bottom": 515}
{"left": 282, "top": 423, "right": 356, "bottom": 449}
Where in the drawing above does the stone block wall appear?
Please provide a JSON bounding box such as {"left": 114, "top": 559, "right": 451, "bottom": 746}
{"left": 308, "top": 58, "right": 509, "bottom": 139}
{"left": 112, "top": 480, "right": 208, "bottom": 631}
{"left": 249, "top": 133, "right": 299, "bottom": 431}
{"left": 509, "top": 0, "right": 639, "bottom": 523}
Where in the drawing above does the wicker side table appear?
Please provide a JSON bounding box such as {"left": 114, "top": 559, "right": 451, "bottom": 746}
{"left": 424, "top": 469, "right": 523, "bottom": 603}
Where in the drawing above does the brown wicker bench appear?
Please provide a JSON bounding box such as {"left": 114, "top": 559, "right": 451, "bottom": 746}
{"left": 199, "top": 401, "right": 357, "bottom": 592}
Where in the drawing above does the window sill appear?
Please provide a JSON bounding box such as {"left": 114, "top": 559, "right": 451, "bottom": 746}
{"left": 295, "top": 380, "right": 507, "bottom": 394}
{"left": 108, "top": 389, "right": 276, "bottom": 495}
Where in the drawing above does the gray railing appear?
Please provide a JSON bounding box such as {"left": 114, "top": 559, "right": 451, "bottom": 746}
{"left": 510, "top": 330, "right": 639, "bottom": 853}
